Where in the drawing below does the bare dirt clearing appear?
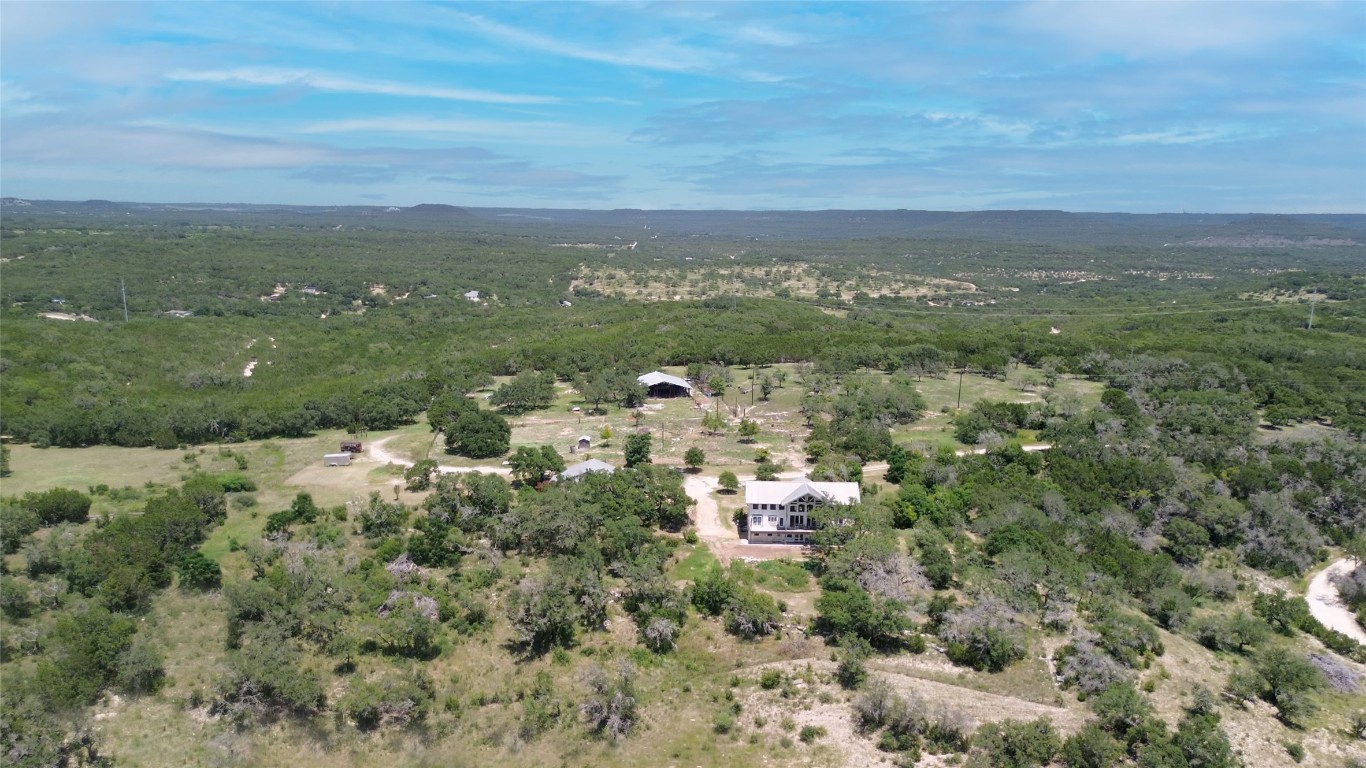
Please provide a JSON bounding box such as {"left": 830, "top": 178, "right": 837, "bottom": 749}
{"left": 737, "top": 658, "right": 1085, "bottom": 768}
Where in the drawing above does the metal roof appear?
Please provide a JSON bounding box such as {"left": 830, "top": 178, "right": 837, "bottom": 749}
{"left": 557, "top": 459, "right": 616, "bottom": 480}
{"left": 637, "top": 371, "right": 692, "bottom": 391}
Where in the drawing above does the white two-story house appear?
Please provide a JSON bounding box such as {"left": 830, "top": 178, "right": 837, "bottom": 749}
{"left": 743, "top": 480, "right": 860, "bottom": 544}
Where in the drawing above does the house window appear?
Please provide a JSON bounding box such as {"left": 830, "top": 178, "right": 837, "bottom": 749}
{"left": 768, "top": 516, "right": 778, "bottom": 523}
{"left": 751, "top": 515, "right": 762, "bottom": 526}
{"left": 791, "top": 516, "right": 804, "bottom": 527}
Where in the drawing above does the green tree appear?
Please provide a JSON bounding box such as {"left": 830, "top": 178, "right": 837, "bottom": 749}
{"left": 0, "top": 444, "right": 11, "bottom": 477}
{"left": 33, "top": 605, "right": 137, "bottom": 707}
{"left": 718, "top": 470, "right": 740, "bottom": 493}
{"left": 576, "top": 371, "right": 615, "bottom": 414}
{"left": 738, "top": 418, "right": 759, "bottom": 441}
{"left": 509, "top": 445, "right": 566, "bottom": 485}
{"left": 725, "top": 585, "right": 781, "bottom": 639}
{"left": 624, "top": 433, "right": 652, "bottom": 468}
{"left": 357, "top": 492, "right": 409, "bottom": 539}
{"left": 701, "top": 411, "right": 727, "bottom": 435}
{"left": 0, "top": 499, "right": 40, "bottom": 554}
{"left": 427, "top": 391, "right": 477, "bottom": 433}
{"left": 759, "top": 374, "right": 774, "bottom": 401}
{"left": 1254, "top": 647, "right": 1322, "bottom": 725}
{"left": 403, "top": 458, "right": 439, "bottom": 491}
{"left": 23, "top": 487, "right": 92, "bottom": 526}
{"left": 490, "top": 371, "right": 556, "bottom": 414}
{"left": 176, "top": 550, "right": 222, "bottom": 590}
{"left": 1163, "top": 518, "right": 1209, "bottom": 565}
{"left": 445, "top": 409, "right": 511, "bottom": 458}
{"left": 815, "top": 578, "right": 912, "bottom": 649}
{"left": 884, "top": 443, "right": 916, "bottom": 485}
{"left": 684, "top": 447, "right": 705, "bottom": 472}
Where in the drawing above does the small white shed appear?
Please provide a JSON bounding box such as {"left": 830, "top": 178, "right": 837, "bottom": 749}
{"left": 323, "top": 453, "right": 352, "bottom": 467}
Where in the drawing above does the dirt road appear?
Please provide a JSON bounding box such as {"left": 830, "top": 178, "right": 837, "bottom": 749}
{"left": 367, "top": 436, "right": 511, "bottom": 477}
{"left": 1306, "top": 558, "right": 1366, "bottom": 644}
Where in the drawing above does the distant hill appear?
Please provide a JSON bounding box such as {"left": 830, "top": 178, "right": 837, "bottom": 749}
{"left": 401, "top": 203, "right": 474, "bottom": 218}
{"left": 3, "top": 198, "right": 1363, "bottom": 247}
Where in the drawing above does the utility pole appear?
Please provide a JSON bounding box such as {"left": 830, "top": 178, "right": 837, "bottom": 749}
{"left": 120, "top": 278, "right": 129, "bottom": 322}
{"left": 956, "top": 368, "right": 966, "bottom": 410}
{"left": 1307, "top": 291, "right": 1318, "bottom": 330}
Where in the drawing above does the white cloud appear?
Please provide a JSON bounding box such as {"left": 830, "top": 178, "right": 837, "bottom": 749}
{"left": 164, "top": 67, "right": 560, "bottom": 105}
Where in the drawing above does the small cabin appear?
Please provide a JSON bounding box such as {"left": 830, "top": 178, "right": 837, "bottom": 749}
{"left": 323, "top": 453, "right": 352, "bottom": 467}
{"left": 340, "top": 440, "right": 363, "bottom": 453}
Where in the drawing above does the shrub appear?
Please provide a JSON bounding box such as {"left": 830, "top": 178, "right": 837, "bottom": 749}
{"left": 975, "top": 718, "right": 1060, "bottom": 768}
{"left": 798, "top": 725, "right": 827, "bottom": 744}
{"left": 1190, "top": 611, "right": 1269, "bottom": 654}
{"left": 340, "top": 670, "right": 434, "bottom": 730}
{"left": 940, "top": 598, "right": 1026, "bottom": 672}
{"left": 1056, "top": 639, "right": 1131, "bottom": 696}
{"left": 518, "top": 670, "right": 562, "bottom": 741}
{"left": 1089, "top": 683, "right": 1153, "bottom": 740}
{"left": 725, "top": 586, "right": 781, "bottom": 639}
{"left": 176, "top": 551, "right": 222, "bottom": 590}
{"left": 23, "top": 488, "right": 91, "bottom": 526}
{"left": 1061, "top": 723, "right": 1124, "bottom": 768}
{"left": 580, "top": 661, "right": 636, "bottom": 742}
{"left": 1092, "top": 609, "right": 1164, "bottom": 666}
{"left": 836, "top": 634, "right": 873, "bottom": 689}
{"left": 759, "top": 669, "right": 783, "bottom": 690}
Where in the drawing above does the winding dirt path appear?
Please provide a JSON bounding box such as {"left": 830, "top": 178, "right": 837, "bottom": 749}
{"left": 1307, "top": 558, "right": 1366, "bottom": 644}
{"left": 367, "top": 435, "right": 511, "bottom": 477}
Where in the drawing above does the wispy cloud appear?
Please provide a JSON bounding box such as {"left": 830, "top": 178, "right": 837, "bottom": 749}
{"left": 443, "top": 10, "right": 726, "bottom": 74}
{"left": 0, "top": 81, "right": 61, "bottom": 116}
{"left": 297, "top": 115, "right": 618, "bottom": 146}
{"left": 165, "top": 67, "right": 560, "bottom": 105}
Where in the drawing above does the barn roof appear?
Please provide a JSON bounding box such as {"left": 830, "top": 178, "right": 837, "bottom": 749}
{"left": 637, "top": 371, "right": 692, "bottom": 392}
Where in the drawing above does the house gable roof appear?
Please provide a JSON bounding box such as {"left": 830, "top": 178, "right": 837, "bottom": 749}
{"left": 557, "top": 459, "right": 615, "bottom": 480}
{"left": 744, "top": 480, "right": 860, "bottom": 507}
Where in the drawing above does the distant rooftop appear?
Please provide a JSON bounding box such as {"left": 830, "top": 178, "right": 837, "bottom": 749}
{"left": 557, "top": 458, "right": 615, "bottom": 481}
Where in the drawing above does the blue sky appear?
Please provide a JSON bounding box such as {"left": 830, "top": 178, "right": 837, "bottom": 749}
{"left": 2, "top": 1, "right": 1363, "bottom": 212}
